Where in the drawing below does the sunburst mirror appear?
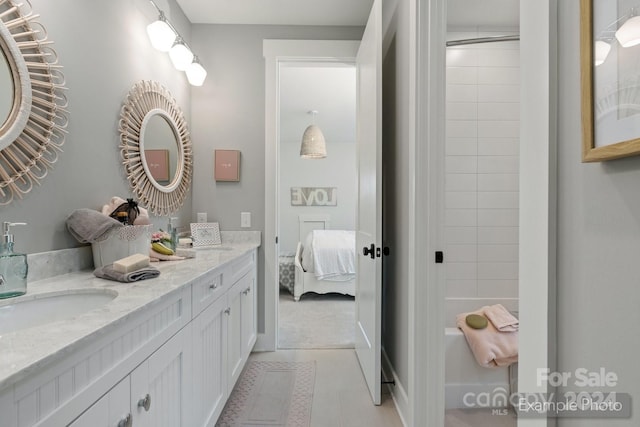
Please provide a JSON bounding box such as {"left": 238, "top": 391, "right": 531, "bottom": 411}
{"left": 0, "top": 0, "right": 68, "bottom": 204}
{"left": 119, "top": 80, "right": 193, "bottom": 215}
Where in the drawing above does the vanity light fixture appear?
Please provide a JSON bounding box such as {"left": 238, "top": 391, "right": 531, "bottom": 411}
{"left": 169, "top": 37, "right": 194, "bottom": 71}
{"left": 615, "top": 14, "right": 640, "bottom": 47}
{"left": 186, "top": 57, "right": 207, "bottom": 87}
{"left": 146, "top": 11, "right": 175, "bottom": 52}
{"left": 147, "top": 0, "right": 207, "bottom": 85}
{"left": 594, "top": 40, "right": 611, "bottom": 66}
{"left": 300, "top": 110, "right": 327, "bottom": 159}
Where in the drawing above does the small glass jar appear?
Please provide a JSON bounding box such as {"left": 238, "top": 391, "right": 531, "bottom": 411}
{"left": 116, "top": 211, "right": 129, "bottom": 225}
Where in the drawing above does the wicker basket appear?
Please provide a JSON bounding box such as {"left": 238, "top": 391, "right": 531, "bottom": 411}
{"left": 91, "top": 225, "right": 151, "bottom": 268}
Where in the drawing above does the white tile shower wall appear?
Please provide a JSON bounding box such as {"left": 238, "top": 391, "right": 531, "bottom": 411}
{"left": 445, "top": 31, "right": 520, "bottom": 299}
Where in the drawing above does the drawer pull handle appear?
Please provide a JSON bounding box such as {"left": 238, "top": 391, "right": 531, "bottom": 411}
{"left": 138, "top": 393, "right": 151, "bottom": 412}
{"left": 117, "top": 414, "right": 132, "bottom": 427}
{"left": 224, "top": 307, "right": 231, "bottom": 315}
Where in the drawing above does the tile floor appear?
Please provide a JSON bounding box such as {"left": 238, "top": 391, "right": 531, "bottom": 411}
{"left": 249, "top": 349, "right": 404, "bottom": 427}
{"left": 444, "top": 408, "right": 517, "bottom": 427}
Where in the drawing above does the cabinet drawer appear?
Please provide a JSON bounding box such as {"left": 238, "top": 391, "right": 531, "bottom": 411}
{"left": 192, "top": 270, "right": 224, "bottom": 316}
{"left": 226, "top": 251, "right": 255, "bottom": 285}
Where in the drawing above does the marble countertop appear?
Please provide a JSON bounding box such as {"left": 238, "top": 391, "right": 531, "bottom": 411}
{"left": 0, "top": 236, "right": 260, "bottom": 392}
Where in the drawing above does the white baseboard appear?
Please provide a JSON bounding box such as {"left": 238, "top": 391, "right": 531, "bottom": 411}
{"left": 382, "top": 347, "right": 409, "bottom": 427}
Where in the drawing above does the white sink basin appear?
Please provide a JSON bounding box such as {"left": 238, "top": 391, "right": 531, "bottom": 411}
{"left": 0, "top": 289, "right": 118, "bottom": 334}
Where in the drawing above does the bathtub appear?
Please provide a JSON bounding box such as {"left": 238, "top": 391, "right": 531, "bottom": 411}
{"left": 445, "top": 298, "right": 518, "bottom": 409}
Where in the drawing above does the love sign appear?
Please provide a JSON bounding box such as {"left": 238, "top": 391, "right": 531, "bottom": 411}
{"left": 290, "top": 187, "right": 337, "bottom": 206}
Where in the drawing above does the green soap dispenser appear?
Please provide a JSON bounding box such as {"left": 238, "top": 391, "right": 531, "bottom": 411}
{"left": 0, "top": 222, "right": 28, "bottom": 299}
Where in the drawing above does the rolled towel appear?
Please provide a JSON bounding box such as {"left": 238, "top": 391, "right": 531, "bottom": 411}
{"left": 94, "top": 264, "right": 160, "bottom": 282}
{"left": 66, "top": 209, "right": 122, "bottom": 244}
{"left": 456, "top": 309, "right": 518, "bottom": 368}
{"left": 483, "top": 304, "right": 519, "bottom": 332}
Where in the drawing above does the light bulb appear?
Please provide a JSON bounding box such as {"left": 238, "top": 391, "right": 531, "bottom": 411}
{"left": 169, "top": 41, "right": 194, "bottom": 71}
{"left": 594, "top": 40, "right": 611, "bottom": 66}
{"left": 186, "top": 61, "right": 207, "bottom": 86}
{"left": 616, "top": 16, "right": 640, "bottom": 47}
{"left": 146, "top": 19, "right": 175, "bottom": 52}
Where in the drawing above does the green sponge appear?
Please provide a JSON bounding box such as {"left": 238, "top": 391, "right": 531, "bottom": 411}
{"left": 466, "top": 314, "right": 488, "bottom": 329}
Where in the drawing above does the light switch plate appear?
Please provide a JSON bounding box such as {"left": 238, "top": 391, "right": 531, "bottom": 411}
{"left": 196, "top": 212, "right": 207, "bottom": 223}
{"left": 241, "top": 212, "right": 251, "bottom": 228}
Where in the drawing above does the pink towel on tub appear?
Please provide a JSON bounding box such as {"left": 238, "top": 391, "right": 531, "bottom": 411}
{"left": 456, "top": 310, "right": 518, "bottom": 368}
{"left": 484, "top": 304, "right": 519, "bottom": 332}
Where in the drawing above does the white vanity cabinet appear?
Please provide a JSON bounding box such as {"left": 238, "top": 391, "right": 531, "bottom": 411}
{"left": 69, "top": 326, "right": 191, "bottom": 427}
{"left": 191, "top": 295, "right": 228, "bottom": 426}
{"left": 227, "top": 270, "right": 257, "bottom": 393}
{"left": 191, "top": 249, "right": 257, "bottom": 427}
{"left": 0, "top": 247, "right": 258, "bottom": 427}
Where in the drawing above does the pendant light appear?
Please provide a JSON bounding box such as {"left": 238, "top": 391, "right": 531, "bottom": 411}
{"left": 300, "top": 110, "right": 327, "bottom": 159}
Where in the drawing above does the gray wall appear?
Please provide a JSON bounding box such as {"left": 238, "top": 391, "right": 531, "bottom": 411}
{"left": 0, "top": 0, "right": 192, "bottom": 254}
{"left": 557, "top": 1, "right": 640, "bottom": 425}
{"left": 279, "top": 142, "right": 357, "bottom": 255}
{"left": 381, "top": 0, "right": 412, "bottom": 389}
{"left": 189, "top": 24, "right": 363, "bottom": 333}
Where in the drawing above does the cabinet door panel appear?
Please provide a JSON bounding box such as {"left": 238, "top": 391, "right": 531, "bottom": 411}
{"left": 192, "top": 295, "right": 228, "bottom": 427}
{"left": 131, "top": 327, "right": 191, "bottom": 427}
{"left": 226, "top": 280, "right": 243, "bottom": 392}
{"left": 239, "top": 271, "right": 256, "bottom": 358}
{"left": 68, "top": 377, "right": 130, "bottom": 427}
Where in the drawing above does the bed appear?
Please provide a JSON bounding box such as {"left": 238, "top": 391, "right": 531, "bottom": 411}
{"left": 292, "top": 215, "right": 356, "bottom": 301}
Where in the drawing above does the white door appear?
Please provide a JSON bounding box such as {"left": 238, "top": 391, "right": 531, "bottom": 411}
{"left": 355, "top": 0, "right": 382, "bottom": 406}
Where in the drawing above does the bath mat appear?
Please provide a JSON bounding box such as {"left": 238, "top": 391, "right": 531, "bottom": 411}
{"left": 217, "top": 361, "right": 316, "bottom": 427}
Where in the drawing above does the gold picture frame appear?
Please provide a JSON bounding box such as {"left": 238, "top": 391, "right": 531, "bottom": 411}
{"left": 581, "top": 0, "right": 640, "bottom": 162}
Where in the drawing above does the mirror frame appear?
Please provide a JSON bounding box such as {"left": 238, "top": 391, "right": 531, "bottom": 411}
{"left": 119, "top": 80, "right": 193, "bottom": 215}
{"left": 139, "top": 108, "right": 185, "bottom": 192}
{"left": 0, "top": 0, "right": 68, "bottom": 205}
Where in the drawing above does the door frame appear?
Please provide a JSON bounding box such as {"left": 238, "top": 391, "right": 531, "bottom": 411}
{"left": 412, "top": 0, "right": 557, "bottom": 425}
{"left": 259, "top": 39, "right": 360, "bottom": 351}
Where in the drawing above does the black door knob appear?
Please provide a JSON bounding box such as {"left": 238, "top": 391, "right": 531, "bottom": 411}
{"left": 362, "top": 244, "right": 375, "bottom": 259}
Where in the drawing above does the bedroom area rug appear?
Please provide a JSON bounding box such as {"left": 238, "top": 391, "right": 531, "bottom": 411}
{"left": 278, "top": 290, "right": 355, "bottom": 349}
{"left": 217, "top": 361, "right": 316, "bottom": 427}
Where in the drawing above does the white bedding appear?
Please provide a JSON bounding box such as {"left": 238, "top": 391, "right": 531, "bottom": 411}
{"left": 301, "top": 230, "right": 356, "bottom": 282}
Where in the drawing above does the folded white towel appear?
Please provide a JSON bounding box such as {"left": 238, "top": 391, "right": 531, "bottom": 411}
{"left": 457, "top": 309, "right": 518, "bottom": 368}
{"left": 483, "top": 304, "right": 519, "bottom": 332}
{"left": 94, "top": 264, "right": 160, "bottom": 282}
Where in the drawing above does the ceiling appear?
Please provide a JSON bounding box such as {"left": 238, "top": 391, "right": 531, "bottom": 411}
{"left": 176, "top": 0, "right": 374, "bottom": 26}
{"left": 176, "top": 0, "right": 518, "bottom": 27}
{"left": 279, "top": 64, "right": 356, "bottom": 145}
